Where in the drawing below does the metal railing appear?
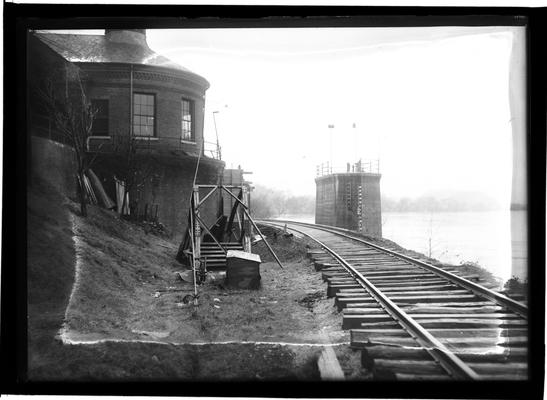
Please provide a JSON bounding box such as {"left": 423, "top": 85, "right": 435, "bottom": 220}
{"left": 86, "top": 135, "right": 222, "bottom": 160}
{"left": 316, "top": 160, "right": 380, "bottom": 177}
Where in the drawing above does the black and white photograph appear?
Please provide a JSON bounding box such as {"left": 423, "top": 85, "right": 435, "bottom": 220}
{"left": 4, "top": 3, "right": 546, "bottom": 398}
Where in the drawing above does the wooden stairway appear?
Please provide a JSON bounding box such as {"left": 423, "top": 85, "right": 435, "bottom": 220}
{"left": 200, "top": 242, "right": 244, "bottom": 269}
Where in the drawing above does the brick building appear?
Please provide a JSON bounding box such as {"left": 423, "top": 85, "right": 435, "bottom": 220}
{"left": 27, "top": 29, "right": 226, "bottom": 237}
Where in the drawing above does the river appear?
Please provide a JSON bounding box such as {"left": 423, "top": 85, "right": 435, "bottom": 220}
{"left": 275, "top": 210, "right": 527, "bottom": 282}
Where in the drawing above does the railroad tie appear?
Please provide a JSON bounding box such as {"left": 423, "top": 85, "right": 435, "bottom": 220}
{"left": 260, "top": 220, "right": 529, "bottom": 381}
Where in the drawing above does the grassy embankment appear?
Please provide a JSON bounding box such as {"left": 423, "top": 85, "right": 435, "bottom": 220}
{"left": 27, "top": 179, "right": 349, "bottom": 381}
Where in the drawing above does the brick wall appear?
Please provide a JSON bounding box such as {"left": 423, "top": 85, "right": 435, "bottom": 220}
{"left": 92, "top": 152, "right": 224, "bottom": 239}
{"left": 82, "top": 63, "right": 207, "bottom": 155}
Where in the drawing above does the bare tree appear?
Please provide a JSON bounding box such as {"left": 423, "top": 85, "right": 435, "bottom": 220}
{"left": 111, "top": 133, "right": 159, "bottom": 219}
{"left": 36, "top": 65, "right": 98, "bottom": 217}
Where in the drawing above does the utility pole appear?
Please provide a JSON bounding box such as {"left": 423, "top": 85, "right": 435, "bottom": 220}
{"left": 328, "top": 124, "right": 334, "bottom": 174}
{"left": 212, "top": 111, "right": 221, "bottom": 160}
{"left": 352, "top": 122, "right": 357, "bottom": 163}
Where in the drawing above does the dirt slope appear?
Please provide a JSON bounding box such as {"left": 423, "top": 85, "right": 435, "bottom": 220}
{"left": 27, "top": 180, "right": 344, "bottom": 381}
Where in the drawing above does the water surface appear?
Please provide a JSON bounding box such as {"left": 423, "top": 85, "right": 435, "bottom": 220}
{"left": 277, "top": 211, "right": 528, "bottom": 282}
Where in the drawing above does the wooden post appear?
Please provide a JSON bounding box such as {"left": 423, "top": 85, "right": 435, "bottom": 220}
{"left": 242, "top": 185, "right": 251, "bottom": 252}
{"left": 317, "top": 347, "right": 345, "bottom": 380}
{"left": 193, "top": 186, "right": 201, "bottom": 262}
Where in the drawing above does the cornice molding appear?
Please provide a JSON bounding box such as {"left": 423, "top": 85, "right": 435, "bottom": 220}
{"left": 82, "top": 67, "right": 206, "bottom": 97}
{"left": 79, "top": 63, "right": 209, "bottom": 93}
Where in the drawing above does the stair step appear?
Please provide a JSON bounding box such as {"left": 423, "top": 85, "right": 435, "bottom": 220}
{"left": 201, "top": 242, "right": 243, "bottom": 246}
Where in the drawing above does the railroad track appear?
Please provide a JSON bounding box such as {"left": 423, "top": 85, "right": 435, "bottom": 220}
{"left": 259, "top": 219, "right": 528, "bottom": 381}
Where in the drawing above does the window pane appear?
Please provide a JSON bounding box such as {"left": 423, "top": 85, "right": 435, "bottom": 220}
{"left": 181, "top": 99, "right": 193, "bottom": 140}
{"left": 132, "top": 94, "right": 155, "bottom": 136}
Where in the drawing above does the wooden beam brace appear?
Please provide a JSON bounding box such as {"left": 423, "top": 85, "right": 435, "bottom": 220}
{"left": 195, "top": 214, "right": 227, "bottom": 254}
{"left": 197, "top": 186, "right": 219, "bottom": 209}
{"left": 243, "top": 208, "right": 283, "bottom": 269}
{"left": 221, "top": 185, "right": 249, "bottom": 209}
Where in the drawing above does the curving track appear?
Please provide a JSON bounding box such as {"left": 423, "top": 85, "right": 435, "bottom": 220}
{"left": 259, "top": 219, "right": 528, "bottom": 381}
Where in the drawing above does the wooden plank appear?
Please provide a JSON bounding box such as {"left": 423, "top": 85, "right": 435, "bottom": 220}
{"left": 366, "top": 274, "right": 444, "bottom": 281}
{"left": 373, "top": 279, "right": 450, "bottom": 287}
{"left": 351, "top": 327, "right": 528, "bottom": 344}
{"left": 327, "top": 284, "right": 363, "bottom": 297}
{"left": 351, "top": 328, "right": 411, "bottom": 341}
{"left": 441, "top": 336, "right": 528, "bottom": 347}
{"left": 343, "top": 314, "right": 393, "bottom": 329}
{"left": 358, "top": 321, "right": 402, "bottom": 329}
{"left": 357, "top": 336, "right": 418, "bottom": 347}
{"left": 361, "top": 346, "right": 429, "bottom": 362}
{"left": 377, "top": 290, "right": 470, "bottom": 296}
{"left": 344, "top": 302, "right": 384, "bottom": 309}
{"left": 397, "top": 301, "right": 498, "bottom": 308}
{"left": 379, "top": 284, "right": 461, "bottom": 292}
{"left": 418, "top": 328, "right": 528, "bottom": 338}
{"left": 314, "top": 262, "right": 340, "bottom": 271}
{"left": 317, "top": 347, "right": 345, "bottom": 381}
{"left": 406, "top": 313, "right": 520, "bottom": 319}
{"left": 413, "top": 319, "right": 527, "bottom": 329}
{"left": 335, "top": 296, "right": 376, "bottom": 311}
{"left": 395, "top": 373, "right": 452, "bottom": 380}
{"left": 477, "top": 374, "right": 528, "bottom": 380}
{"left": 372, "top": 359, "right": 446, "bottom": 375}
{"left": 465, "top": 362, "right": 528, "bottom": 375}
{"left": 387, "top": 294, "right": 481, "bottom": 303}
{"left": 326, "top": 277, "right": 356, "bottom": 284}
{"left": 454, "top": 348, "right": 527, "bottom": 363}
{"left": 358, "top": 269, "right": 430, "bottom": 276}
{"left": 335, "top": 292, "right": 375, "bottom": 298}
{"left": 337, "top": 288, "right": 370, "bottom": 294}
{"left": 401, "top": 305, "right": 504, "bottom": 314}
{"left": 322, "top": 271, "right": 349, "bottom": 279}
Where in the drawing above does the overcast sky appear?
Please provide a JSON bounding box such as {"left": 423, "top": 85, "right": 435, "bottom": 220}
{"left": 54, "top": 27, "right": 524, "bottom": 205}
{"left": 146, "top": 27, "right": 524, "bottom": 207}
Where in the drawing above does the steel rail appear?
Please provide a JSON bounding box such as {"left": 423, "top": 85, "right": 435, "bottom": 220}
{"left": 266, "top": 219, "right": 528, "bottom": 319}
{"left": 261, "top": 220, "right": 481, "bottom": 380}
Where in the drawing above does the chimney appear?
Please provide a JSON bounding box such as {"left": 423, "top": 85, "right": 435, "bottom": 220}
{"left": 105, "top": 29, "right": 147, "bottom": 46}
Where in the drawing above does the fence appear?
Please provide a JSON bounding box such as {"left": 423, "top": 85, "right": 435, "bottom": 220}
{"left": 316, "top": 160, "right": 380, "bottom": 177}
{"left": 86, "top": 135, "right": 222, "bottom": 160}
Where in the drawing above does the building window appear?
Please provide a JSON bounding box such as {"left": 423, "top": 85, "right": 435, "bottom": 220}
{"left": 133, "top": 93, "right": 155, "bottom": 137}
{"left": 181, "top": 98, "right": 194, "bottom": 141}
{"left": 91, "top": 99, "right": 109, "bottom": 136}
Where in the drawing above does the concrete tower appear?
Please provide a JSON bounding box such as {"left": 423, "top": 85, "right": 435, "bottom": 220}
{"left": 315, "top": 160, "right": 382, "bottom": 237}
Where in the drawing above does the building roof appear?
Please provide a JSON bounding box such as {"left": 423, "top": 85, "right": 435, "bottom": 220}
{"left": 34, "top": 31, "right": 205, "bottom": 82}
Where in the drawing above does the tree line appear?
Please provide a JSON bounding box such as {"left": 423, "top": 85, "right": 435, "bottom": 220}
{"left": 250, "top": 185, "right": 503, "bottom": 218}
{"left": 250, "top": 185, "right": 315, "bottom": 218}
